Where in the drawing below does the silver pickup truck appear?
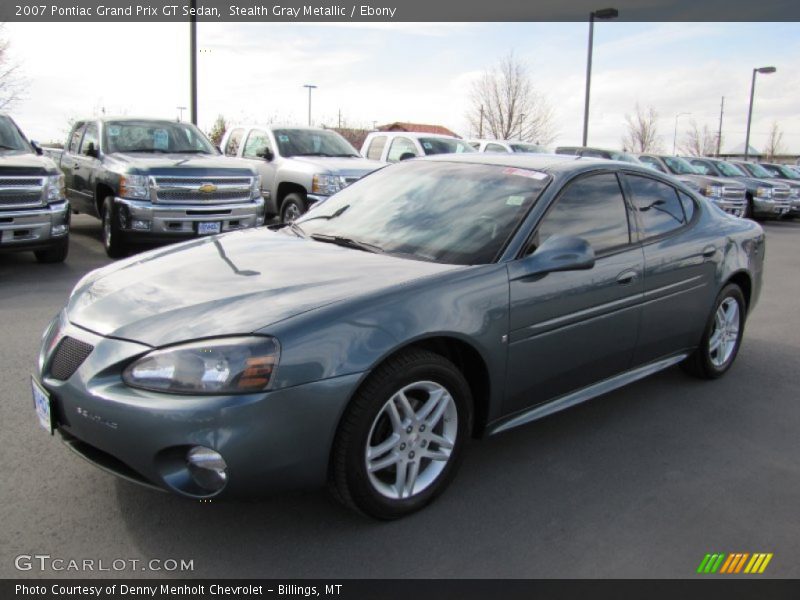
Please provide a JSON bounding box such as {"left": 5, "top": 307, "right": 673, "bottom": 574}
{"left": 0, "top": 113, "right": 70, "bottom": 263}
{"left": 221, "top": 125, "right": 383, "bottom": 222}
{"left": 59, "top": 117, "right": 264, "bottom": 258}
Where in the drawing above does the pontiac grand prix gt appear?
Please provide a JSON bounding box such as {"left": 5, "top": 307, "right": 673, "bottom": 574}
{"left": 33, "top": 154, "right": 764, "bottom": 519}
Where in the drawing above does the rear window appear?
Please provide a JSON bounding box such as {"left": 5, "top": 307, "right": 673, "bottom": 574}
{"left": 418, "top": 137, "right": 475, "bottom": 155}
{"left": 365, "top": 136, "right": 387, "bottom": 161}
{"left": 627, "top": 175, "right": 687, "bottom": 238}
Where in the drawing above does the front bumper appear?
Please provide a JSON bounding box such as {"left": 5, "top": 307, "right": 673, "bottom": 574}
{"left": 708, "top": 198, "right": 746, "bottom": 218}
{"left": 0, "top": 201, "right": 70, "bottom": 252}
{"left": 115, "top": 196, "right": 265, "bottom": 240}
{"left": 752, "top": 196, "right": 791, "bottom": 218}
{"left": 35, "top": 316, "right": 359, "bottom": 498}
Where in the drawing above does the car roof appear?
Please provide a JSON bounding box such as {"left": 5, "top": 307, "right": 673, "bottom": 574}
{"left": 369, "top": 131, "right": 462, "bottom": 140}
{"left": 229, "top": 124, "right": 335, "bottom": 132}
{"left": 421, "top": 152, "right": 658, "bottom": 176}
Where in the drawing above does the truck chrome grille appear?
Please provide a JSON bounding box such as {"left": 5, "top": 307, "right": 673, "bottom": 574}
{"left": 0, "top": 176, "right": 45, "bottom": 209}
{"left": 722, "top": 186, "right": 746, "bottom": 200}
{"left": 48, "top": 337, "right": 94, "bottom": 381}
{"left": 152, "top": 176, "right": 253, "bottom": 205}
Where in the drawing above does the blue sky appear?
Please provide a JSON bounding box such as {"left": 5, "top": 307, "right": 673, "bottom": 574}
{"left": 6, "top": 21, "right": 799, "bottom": 154}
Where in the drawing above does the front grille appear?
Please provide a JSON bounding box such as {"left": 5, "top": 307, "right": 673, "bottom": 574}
{"left": 49, "top": 337, "right": 94, "bottom": 381}
{"left": 722, "top": 186, "right": 746, "bottom": 200}
{"left": 0, "top": 176, "right": 44, "bottom": 209}
{"left": 152, "top": 176, "right": 253, "bottom": 205}
{"left": 773, "top": 188, "right": 790, "bottom": 200}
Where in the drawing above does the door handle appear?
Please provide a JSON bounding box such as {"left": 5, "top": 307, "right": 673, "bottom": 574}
{"left": 616, "top": 270, "right": 638, "bottom": 285}
{"left": 702, "top": 245, "right": 716, "bottom": 258}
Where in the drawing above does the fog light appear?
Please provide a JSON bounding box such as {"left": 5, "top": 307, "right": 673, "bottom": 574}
{"left": 186, "top": 446, "right": 227, "bottom": 492}
{"left": 131, "top": 219, "right": 151, "bottom": 231}
{"left": 51, "top": 224, "right": 68, "bottom": 236}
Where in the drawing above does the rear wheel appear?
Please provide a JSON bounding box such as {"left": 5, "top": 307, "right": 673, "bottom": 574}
{"left": 34, "top": 237, "right": 69, "bottom": 263}
{"left": 280, "top": 193, "right": 307, "bottom": 223}
{"left": 102, "top": 196, "right": 128, "bottom": 259}
{"left": 329, "top": 349, "right": 471, "bottom": 519}
{"left": 682, "top": 284, "right": 746, "bottom": 379}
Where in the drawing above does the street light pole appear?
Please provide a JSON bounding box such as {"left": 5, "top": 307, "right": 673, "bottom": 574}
{"left": 582, "top": 7, "right": 618, "bottom": 147}
{"left": 672, "top": 112, "right": 690, "bottom": 155}
{"left": 303, "top": 84, "right": 318, "bottom": 126}
{"left": 189, "top": 0, "right": 197, "bottom": 125}
{"left": 744, "top": 66, "right": 776, "bottom": 161}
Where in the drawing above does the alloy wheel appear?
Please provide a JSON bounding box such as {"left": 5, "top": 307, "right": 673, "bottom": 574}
{"left": 709, "top": 297, "right": 740, "bottom": 367}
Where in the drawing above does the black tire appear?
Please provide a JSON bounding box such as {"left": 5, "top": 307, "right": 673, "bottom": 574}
{"left": 329, "top": 348, "right": 472, "bottom": 520}
{"left": 744, "top": 195, "right": 756, "bottom": 220}
{"left": 682, "top": 283, "right": 746, "bottom": 379}
{"left": 34, "top": 237, "right": 69, "bottom": 263}
{"left": 280, "top": 192, "right": 308, "bottom": 223}
{"left": 101, "top": 196, "right": 128, "bottom": 259}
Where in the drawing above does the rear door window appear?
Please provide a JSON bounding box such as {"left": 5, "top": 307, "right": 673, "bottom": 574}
{"left": 224, "top": 128, "right": 244, "bottom": 157}
{"left": 68, "top": 123, "right": 86, "bottom": 154}
{"left": 365, "top": 136, "right": 387, "bottom": 161}
{"left": 627, "top": 175, "right": 687, "bottom": 238}
{"left": 386, "top": 137, "right": 418, "bottom": 162}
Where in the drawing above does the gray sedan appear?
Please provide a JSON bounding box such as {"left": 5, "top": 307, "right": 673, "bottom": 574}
{"left": 33, "top": 154, "right": 765, "bottom": 519}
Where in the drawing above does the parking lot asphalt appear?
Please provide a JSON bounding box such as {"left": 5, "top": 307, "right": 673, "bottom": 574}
{"left": 1, "top": 214, "right": 799, "bottom": 579}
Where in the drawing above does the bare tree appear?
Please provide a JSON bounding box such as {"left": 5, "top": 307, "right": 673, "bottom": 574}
{"left": 679, "top": 121, "right": 719, "bottom": 157}
{"left": 207, "top": 115, "right": 228, "bottom": 147}
{"left": 465, "top": 52, "right": 556, "bottom": 145}
{"left": 0, "top": 25, "right": 25, "bottom": 110}
{"left": 763, "top": 121, "right": 785, "bottom": 161}
{"left": 621, "top": 104, "right": 661, "bottom": 152}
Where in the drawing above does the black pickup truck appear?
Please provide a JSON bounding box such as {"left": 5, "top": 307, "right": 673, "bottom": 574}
{"left": 59, "top": 117, "right": 264, "bottom": 257}
{"left": 0, "top": 113, "right": 70, "bottom": 263}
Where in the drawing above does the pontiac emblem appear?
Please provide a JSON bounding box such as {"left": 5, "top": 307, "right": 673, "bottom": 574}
{"left": 198, "top": 183, "right": 217, "bottom": 194}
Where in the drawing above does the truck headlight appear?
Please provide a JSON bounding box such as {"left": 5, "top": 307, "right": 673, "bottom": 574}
{"left": 701, "top": 185, "right": 723, "bottom": 198}
{"left": 250, "top": 174, "right": 262, "bottom": 200}
{"left": 119, "top": 174, "right": 151, "bottom": 200}
{"left": 755, "top": 186, "right": 773, "bottom": 199}
{"left": 44, "top": 174, "right": 65, "bottom": 203}
{"left": 122, "top": 336, "right": 279, "bottom": 395}
{"left": 311, "top": 174, "right": 343, "bottom": 196}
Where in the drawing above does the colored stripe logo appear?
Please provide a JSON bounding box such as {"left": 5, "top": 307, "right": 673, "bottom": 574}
{"left": 697, "top": 553, "right": 773, "bottom": 574}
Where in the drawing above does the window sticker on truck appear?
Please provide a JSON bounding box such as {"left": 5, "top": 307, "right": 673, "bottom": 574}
{"left": 153, "top": 129, "right": 169, "bottom": 150}
{"left": 108, "top": 125, "right": 121, "bottom": 136}
{"left": 278, "top": 134, "right": 290, "bottom": 143}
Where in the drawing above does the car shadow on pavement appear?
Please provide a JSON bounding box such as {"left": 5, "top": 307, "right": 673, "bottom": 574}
{"left": 111, "top": 333, "right": 800, "bottom": 579}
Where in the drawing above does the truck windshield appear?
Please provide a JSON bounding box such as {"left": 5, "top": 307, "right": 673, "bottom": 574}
{"left": 717, "top": 161, "right": 747, "bottom": 177}
{"left": 664, "top": 157, "right": 700, "bottom": 175}
{"left": 767, "top": 165, "right": 800, "bottom": 180}
{"left": 103, "top": 120, "right": 216, "bottom": 154}
{"left": 273, "top": 129, "right": 359, "bottom": 158}
{"left": 0, "top": 116, "right": 32, "bottom": 152}
{"left": 293, "top": 160, "right": 548, "bottom": 265}
{"left": 510, "top": 143, "right": 546, "bottom": 153}
{"left": 741, "top": 162, "right": 772, "bottom": 178}
{"left": 418, "top": 138, "right": 476, "bottom": 156}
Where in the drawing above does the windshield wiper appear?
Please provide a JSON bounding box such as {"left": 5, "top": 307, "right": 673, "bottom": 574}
{"left": 172, "top": 149, "right": 212, "bottom": 154}
{"left": 310, "top": 233, "right": 383, "bottom": 254}
{"left": 297, "top": 205, "right": 350, "bottom": 224}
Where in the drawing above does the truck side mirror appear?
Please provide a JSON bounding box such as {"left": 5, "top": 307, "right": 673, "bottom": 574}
{"left": 30, "top": 140, "right": 43, "bottom": 155}
{"left": 258, "top": 148, "right": 274, "bottom": 161}
{"left": 84, "top": 142, "right": 98, "bottom": 158}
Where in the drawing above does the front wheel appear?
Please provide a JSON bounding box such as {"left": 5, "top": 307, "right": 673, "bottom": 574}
{"left": 329, "top": 349, "right": 472, "bottom": 519}
{"left": 34, "top": 237, "right": 69, "bottom": 263}
{"left": 101, "top": 196, "right": 128, "bottom": 259}
{"left": 682, "top": 284, "right": 746, "bottom": 379}
{"left": 280, "top": 193, "right": 307, "bottom": 223}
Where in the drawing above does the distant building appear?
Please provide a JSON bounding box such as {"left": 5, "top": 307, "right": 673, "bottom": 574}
{"left": 377, "top": 122, "right": 461, "bottom": 138}
{"left": 329, "top": 127, "right": 371, "bottom": 150}
{"left": 718, "top": 143, "right": 799, "bottom": 165}
{"left": 718, "top": 143, "right": 761, "bottom": 161}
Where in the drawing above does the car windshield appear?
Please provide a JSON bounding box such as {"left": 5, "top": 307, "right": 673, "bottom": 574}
{"left": 510, "top": 143, "right": 545, "bottom": 153}
{"left": 418, "top": 137, "right": 476, "bottom": 156}
{"left": 103, "top": 120, "right": 216, "bottom": 154}
{"left": 771, "top": 165, "right": 800, "bottom": 180}
{"left": 741, "top": 162, "right": 772, "bottom": 178}
{"left": 0, "top": 116, "right": 32, "bottom": 152}
{"left": 717, "top": 161, "right": 747, "bottom": 177}
{"left": 293, "top": 161, "right": 548, "bottom": 265}
{"left": 273, "top": 129, "right": 359, "bottom": 158}
{"left": 664, "top": 157, "right": 700, "bottom": 175}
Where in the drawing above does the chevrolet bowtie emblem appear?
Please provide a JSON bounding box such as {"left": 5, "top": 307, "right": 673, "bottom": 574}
{"left": 198, "top": 183, "right": 217, "bottom": 193}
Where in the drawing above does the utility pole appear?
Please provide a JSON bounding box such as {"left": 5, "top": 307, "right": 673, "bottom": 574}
{"left": 303, "top": 84, "right": 317, "bottom": 126}
{"left": 338, "top": 109, "right": 342, "bottom": 129}
{"left": 479, "top": 105, "right": 484, "bottom": 138}
{"left": 582, "top": 8, "right": 619, "bottom": 146}
{"left": 716, "top": 96, "right": 724, "bottom": 157}
{"left": 189, "top": 0, "right": 197, "bottom": 125}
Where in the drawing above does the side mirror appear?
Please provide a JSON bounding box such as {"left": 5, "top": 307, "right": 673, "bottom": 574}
{"left": 30, "top": 140, "right": 43, "bottom": 155}
{"left": 258, "top": 148, "right": 274, "bottom": 161}
{"left": 84, "top": 142, "right": 98, "bottom": 158}
{"left": 399, "top": 152, "right": 417, "bottom": 161}
{"left": 510, "top": 235, "right": 595, "bottom": 280}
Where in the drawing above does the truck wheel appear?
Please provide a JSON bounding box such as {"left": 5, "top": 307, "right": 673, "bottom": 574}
{"left": 34, "top": 237, "right": 69, "bottom": 264}
{"left": 280, "top": 193, "right": 307, "bottom": 223}
{"left": 744, "top": 195, "right": 755, "bottom": 220}
{"left": 102, "top": 196, "right": 128, "bottom": 259}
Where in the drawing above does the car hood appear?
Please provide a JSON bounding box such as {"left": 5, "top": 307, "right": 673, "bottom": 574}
{"left": 286, "top": 156, "right": 383, "bottom": 176}
{"left": 0, "top": 151, "right": 58, "bottom": 175}
{"left": 731, "top": 175, "right": 788, "bottom": 190}
{"left": 678, "top": 173, "right": 739, "bottom": 188}
{"left": 107, "top": 153, "right": 255, "bottom": 175}
{"left": 67, "top": 228, "right": 460, "bottom": 347}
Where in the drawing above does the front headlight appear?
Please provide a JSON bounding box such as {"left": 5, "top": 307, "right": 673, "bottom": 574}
{"left": 250, "top": 174, "right": 262, "bottom": 200}
{"left": 701, "top": 185, "right": 723, "bottom": 198}
{"left": 122, "top": 336, "right": 279, "bottom": 395}
{"left": 311, "top": 174, "right": 343, "bottom": 196}
{"left": 755, "top": 186, "right": 773, "bottom": 199}
{"left": 119, "top": 174, "right": 151, "bottom": 200}
{"left": 44, "top": 174, "right": 65, "bottom": 203}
